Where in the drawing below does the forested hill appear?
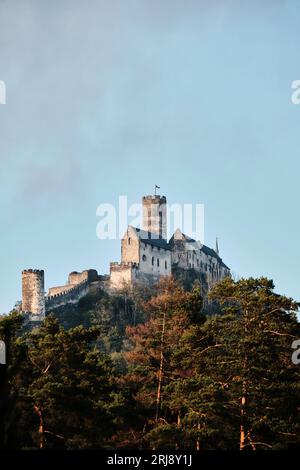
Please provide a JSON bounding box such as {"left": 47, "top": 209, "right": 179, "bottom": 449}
{"left": 48, "top": 283, "right": 152, "bottom": 356}
{"left": 46, "top": 267, "right": 211, "bottom": 355}
{"left": 0, "top": 276, "right": 299, "bottom": 450}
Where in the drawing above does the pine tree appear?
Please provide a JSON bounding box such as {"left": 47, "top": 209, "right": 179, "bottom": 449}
{"left": 6, "top": 315, "right": 123, "bottom": 449}
{"left": 0, "top": 311, "right": 24, "bottom": 448}
{"left": 123, "top": 277, "right": 300, "bottom": 450}
{"left": 205, "top": 277, "right": 300, "bottom": 450}
{"left": 122, "top": 277, "right": 203, "bottom": 448}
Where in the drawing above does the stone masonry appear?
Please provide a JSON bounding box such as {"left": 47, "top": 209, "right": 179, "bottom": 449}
{"left": 21, "top": 192, "right": 231, "bottom": 322}
{"left": 22, "top": 269, "right": 100, "bottom": 321}
{"left": 22, "top": 269, "right": 45, "bottom": 321}
{"left": 110, "top": 194, "right": 230, "bottom": 290}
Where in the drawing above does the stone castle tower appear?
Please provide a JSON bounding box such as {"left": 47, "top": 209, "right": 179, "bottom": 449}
{"left": 21, "top": 268, "right": 99, "bottom": 323}
{"left": 142, "top": 195, "right": 167, "bottom": 239}
{"left": 110, "top": 193, "right": 230, "bottom": 290}
{"left": 22, "top": 269, "right": 45, "bottom": 321}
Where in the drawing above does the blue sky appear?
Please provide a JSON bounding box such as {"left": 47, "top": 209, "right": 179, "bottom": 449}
{"left": 0, "top": 0, "right": 300, "bottom": 313}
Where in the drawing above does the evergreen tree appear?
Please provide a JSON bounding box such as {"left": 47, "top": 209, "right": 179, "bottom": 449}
{"left": 0, "top": 311, "right": 24, "bottom": 448}
{"left": 198, "top": 277, "right": 300, "bottom": 450}
{"left": 3, "top": 315, "right": 123, "bottom": 449}
{"left": 123, "top": 277, "right": 300, "bottom": 450}
{"left": 122, "top": 277, "right": 203, "bottom": 448}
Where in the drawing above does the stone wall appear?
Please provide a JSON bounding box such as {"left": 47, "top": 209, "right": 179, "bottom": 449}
{"left": 139, "top": 241, "right": 171, "bottom": 276}
{"left": 109, "top": 262, "right": 139, "bottom": 290}
{"left": 68, "top": 269, "right": 98, "bottom": 285}
{"left": 22, "top": 268, "right": 100, "bottom": 320}
{"left": 47, "top": 269, "right": 99, "bottom": 297}
{"left": 22, "top": 269, "right": 45, "bottom": 319}
{"left": 142, "top": 195, "right": 167, "bottom": 239}
{"left": 45, "top": 280, "right": 89, "bottom": 312}
{"left": 171, "top": 240, "right": 230, "bottom": 287}
{"left": 121, "top": 228, "right": 140, "bottom": 263}
{"left": 48, "top": 284, "right": 75, "bottom": 296}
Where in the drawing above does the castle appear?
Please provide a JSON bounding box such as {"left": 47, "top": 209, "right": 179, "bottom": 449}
{"left": 22, "top": 194, "right": 230, "bottom": 323}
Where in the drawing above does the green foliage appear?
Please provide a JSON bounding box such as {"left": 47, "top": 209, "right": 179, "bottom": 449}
{"left": 0, "top": 276, "right": 299, "bottom": 450}
{"left": 120, "top": 277, "right": 300, "bottom": 450}
{"left": 1, "top": 315, "right": 123, "bottom": 449}
{"left": 0, "top": 311, "right": 25, "bottom": 448}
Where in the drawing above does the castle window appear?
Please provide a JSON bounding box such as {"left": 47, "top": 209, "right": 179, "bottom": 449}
{"left": 128, "top": 238, "right": 131, "bottom": 245}
{"left": 152, "top": 256, "right": 154, "bottom": 266}
{"left": 197, "top": 259, "right": 199, "bottom": 267}
{"left": 157, "top": 258, "right": 160, "bottom": 267}
{"left": 165, "top": 261, "right": 167, "bottom": 269}
{"left": 142, "top": 254, "right": 147, "bottom": 262}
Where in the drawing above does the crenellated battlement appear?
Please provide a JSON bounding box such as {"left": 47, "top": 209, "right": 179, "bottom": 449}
{"left": 22, "top": 268, "right": 99, "bottom": 321}
{"left": 46, "top": 280, "right": 88, "bottom": 300}
{"left": 21, "top": 194, "right": 231, "bottom": 320}
{"left": 110, "top": 262, "right": 139, "bottom": 269}
{"left": 22, "top": 269, "right": 44, "bottom": 274}
{"left": 45, "top": 279, "right": 89, "bottom": 312}
{"left": 109, "top": 261, "right": 140, "bottom": 289}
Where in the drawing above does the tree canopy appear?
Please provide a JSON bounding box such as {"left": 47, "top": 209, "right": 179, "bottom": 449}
{"left": 0, "top": 276, "right": 299, "bottom": 450}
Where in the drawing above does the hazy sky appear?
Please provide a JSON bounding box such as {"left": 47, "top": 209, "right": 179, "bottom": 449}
{"left": 0, "top": 0, "right": 300, "bottom": 313}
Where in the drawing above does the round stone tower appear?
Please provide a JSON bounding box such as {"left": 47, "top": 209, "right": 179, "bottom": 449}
{"left": 22, "top": 269, "right": 45, "bottom": 319}
{"left": 142, "top": 195, "right": 167, "bottom": 240}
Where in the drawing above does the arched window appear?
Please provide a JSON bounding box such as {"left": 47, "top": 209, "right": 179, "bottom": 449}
{"left": 128, "top": 237, "right": 131, "bottom": 245}
{"left": 142, "top": 254, "right": 147, "bottom": 262}
{"left": 152, "top": 256, "right": 154, "bottom": 266}
{"left": 157, "top": 258, "right": 160, "bottom": 267}
{"left": 165, "top": 261, "right": 167, "bottom": 270}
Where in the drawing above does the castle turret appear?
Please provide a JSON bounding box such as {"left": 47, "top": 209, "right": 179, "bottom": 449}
{"left": 142, "top": 195, "right": 167, "bottom": 239}
{"left": 22, "top": 269, "right": 45, "bottom": 321}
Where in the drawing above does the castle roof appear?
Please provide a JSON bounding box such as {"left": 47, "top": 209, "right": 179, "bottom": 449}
{"left": 169, "top": 229, "right": 229, "bottom": 269}
{"left": 130, "top": 226, "right": 171, "bottom": 251}
{"left": 126, "top": 226, "right": 229, "bottom": 268}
